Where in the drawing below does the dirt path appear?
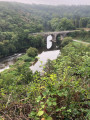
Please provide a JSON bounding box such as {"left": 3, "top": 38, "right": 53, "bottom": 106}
{"left": 73, "top": 39, "right": 90, "bottom": 45}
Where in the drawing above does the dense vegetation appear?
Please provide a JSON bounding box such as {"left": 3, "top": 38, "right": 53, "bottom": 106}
{"left": 26, "top": 47, "right": 38, "bottom": 57}
{"left": 0, "top": 2, "right": 90, "bottom": 58}
{"left": 0, "top": 2, "right": 45, "bottom": 58}
{"left": 0, "top": 39, "right": 90, "bottom": 119}
{"left": 0, "top": 2, "right": 90, "bottom": 120}
{"left": 68, "top": 30, "right": 90, "bottom": 43}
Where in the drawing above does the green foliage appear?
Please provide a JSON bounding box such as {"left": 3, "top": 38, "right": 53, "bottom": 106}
{"left": 50, "top": 18, "right": 60, "bottom": 31}
{"left": 0, "top": 42, "right": 90, "bottom": 119}
{"left": 50, "top": 18, "right": 76, "bottom": 31}
{"left": 26, "top": 47, "right": 38, "bottom": 57}
{"left": 29, "top": 73, "right": 89, "bottom": 120}
{"left": 0, "top": 2, "right": 90, "bottom": 58}
{"left": 58, "top": 18, "right": 75, "bottom": 30}
{"left": 18, "top": 54, "right": 33, "bottom": 62}
{"left": 69, "top": 30, "right": 90, "bottom": 43}
{"left": 87, "top": 24, "right": 90, "bottom": 28}
{"left": 80, "top": 17, "right": 89, "bottom": 28}
{"left": 27, "top": 42, "right": 90, "bottom": 119}
{"left": 0, "top": 3, "right": 44, "bottom": 58}
{"left": 0, "top": 2, "right": 90, "bottom": 120}
{"left": 28, "top": 35, "right": 45, "bottom": 48}
{"left": 61, "top": 37, "right": 73, "bottom": 47}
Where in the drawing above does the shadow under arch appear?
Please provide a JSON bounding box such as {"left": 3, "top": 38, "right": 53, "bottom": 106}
{"left": 56, "top": 34, "right": 62, "bottom": 48}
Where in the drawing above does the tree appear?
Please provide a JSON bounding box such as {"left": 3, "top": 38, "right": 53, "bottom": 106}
{"left": 80, "top": 18, "right": 89, "bottom": 28}
{"left": 87, "top": 20, "right": 90, "bottom": 28}
{"left": 0, "top": 42, "right": 4, "bottom": 56}
{"left": 61, "top": 37, "right": 73, "bottom": 47}
{"left": 58, "top": 18, "right": 75, "bottom": 30}
{"left": 26, "top": 47, "right": 38, "bottom": 57}
{"left": 50, "top": 18, "right": 60, "bottom": 31}
{"left": 28, "top": 35, "right": 44, "bottom": 48}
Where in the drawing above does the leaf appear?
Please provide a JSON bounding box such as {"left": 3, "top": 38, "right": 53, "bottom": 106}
{"left": 37, "top": 111, "right": 44, "bottom": 116}
{"left": 41, "top": 102, "right": 44, "bottom": 105}
{"left": 61, "top": 107, "right": 66, "bottom": 110}
{"left": 28, "top": 111, "right": 36, "bottom": 117}
{"left": 46, "top": 89, "right": 49, "bottom": 93}
{"left": 47, "top": 101, "right": 52, "bottom": 106}
{"left": 47, "top": 116, "right": 53, "bottom": 120}
{"left": 67, "top": 109, "right": 71, "bottom": 112}
{"left": 53, "top": 102, "right": 57, "bottom": 106}
{"left": 56, "top": 108, "right": 61, "bottom": 112}
{"left": 57, "top": 92, "right": 62, "bottom": 96}
{"left": 41, "top": 105, "right": 45, "bottom": 109}
{"left": 36, "top": 96, "right": 42, "bottom": 102}
{"left": 43, "top": 91, "right": 47, "bottom": 96}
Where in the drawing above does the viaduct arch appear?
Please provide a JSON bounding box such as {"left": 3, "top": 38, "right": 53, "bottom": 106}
{"left": 31, "top": 30, "right": 79, "bottom": 49}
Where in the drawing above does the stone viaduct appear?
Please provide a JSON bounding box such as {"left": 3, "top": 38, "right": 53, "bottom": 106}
{"left": 31, "top": 30, "right": 78, "bottom": 42}
{"left": 30, "top": 30, "right": 79, "bottom": 49}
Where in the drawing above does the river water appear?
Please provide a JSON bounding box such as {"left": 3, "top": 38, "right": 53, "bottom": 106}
{"left": 0, "top": 35, "right": 60, "bottom": 73}
{"left": 47, "top": 35, "right": 52, "bottom": 49}
{"left": 0, "top": 53, "right": 22, "bottom": 72}
{"left": 30, "top": 35, "right": 60, "bottom": 73}
{"left": 30, "top": 50, "right": 60, "bottom": 73}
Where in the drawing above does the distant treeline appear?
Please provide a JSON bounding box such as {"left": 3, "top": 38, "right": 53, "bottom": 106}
{"left": 0, "top": 2, "right": 90, "bottom": 58}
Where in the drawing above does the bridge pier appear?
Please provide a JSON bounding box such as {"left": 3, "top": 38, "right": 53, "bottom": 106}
{"left": 51, "top": 34, "right": 57, "bottom": 42}
{"left": 60, "top": 33, "right": 67, "bottom": 40}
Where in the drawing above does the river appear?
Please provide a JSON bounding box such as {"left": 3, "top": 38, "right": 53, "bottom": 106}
{"left": 30, "top": 50, "right": 60, "bottom": 73}
{"left": 0, "top": 53, "right": 22, "bottom": 72}
{"left": 30, "top": 35, "right": 60, "bottom": 73}
{"left": 0, "top": 35, "right": 60, "bottom": 73}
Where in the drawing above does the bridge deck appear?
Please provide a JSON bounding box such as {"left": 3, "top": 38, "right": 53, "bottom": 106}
{"left": 31, "top": 30, "right": 80, "bottom": 35}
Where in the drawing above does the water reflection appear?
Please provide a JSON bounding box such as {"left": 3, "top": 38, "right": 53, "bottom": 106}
{"left": 0, "top": 35, "right": 58, "bottom": 73}
{"left": 47, "top": 35, "right": 52, "bottom": 49}
{"left": 0, "top": 53, "right": 22, "bottom": 72}
{"left": 30, "top": 50, "right": 60, "bottom": 73}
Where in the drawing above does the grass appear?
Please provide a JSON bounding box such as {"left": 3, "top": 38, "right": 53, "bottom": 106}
{"left": 73, "top": 36, "right": 90, "bottom": 43}
{"left": 1, "top": 53, "right": 35, "bottom": 74}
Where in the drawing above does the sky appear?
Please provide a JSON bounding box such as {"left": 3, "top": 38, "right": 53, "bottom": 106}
{"left": 0, "top": 0, "right": 90, "bottom": 5}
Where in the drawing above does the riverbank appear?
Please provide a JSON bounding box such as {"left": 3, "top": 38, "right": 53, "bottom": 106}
{"left": 30, "top": 50, "right": 60, "bottom": 73}
{"left": 0, "top": 53, "right": 35, "bottom": 73}
{"left": 0, "top": 42, "right": 89, "bottom": 120}
{"left": 0, "top": 47, "right": 43, "bottom": 73}
{"left": 0, "top": 53, "right": 24, "bottom": 72}
{"left": 0, "top": 48, "right": 60, "bottom": 74}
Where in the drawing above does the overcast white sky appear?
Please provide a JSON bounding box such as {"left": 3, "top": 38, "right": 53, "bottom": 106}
{"left": 0, "top": 0, "right": 90, "bottom": 5}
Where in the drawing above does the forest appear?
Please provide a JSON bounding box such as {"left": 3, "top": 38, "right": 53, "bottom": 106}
{"left": 0, "top": 2, "right": 90, "bottom": 58}
{"left": 0, "top": 2, "right": 90, "bottom": 120}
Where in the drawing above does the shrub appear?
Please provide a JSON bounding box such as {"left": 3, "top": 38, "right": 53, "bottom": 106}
{"left": 61, "top": 37, "right": 73, "bottom": 47}
{"left": 29, "top": 74, "right": 89, "bottom": 120}
{"left": 26, "top": 47, "right": 38, "bottom": 57}
{"left": 24, "top": 57, "right": 32, "bottom": 62}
